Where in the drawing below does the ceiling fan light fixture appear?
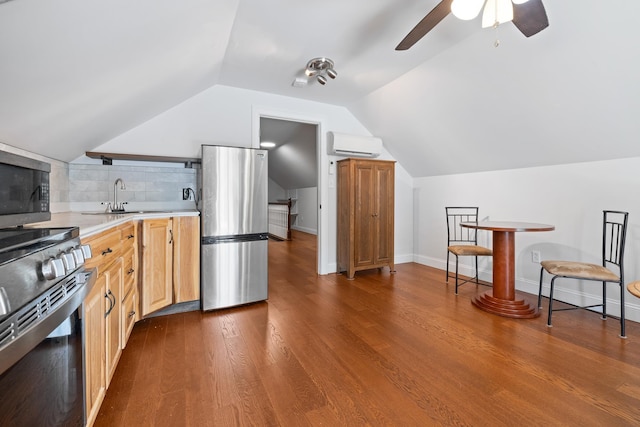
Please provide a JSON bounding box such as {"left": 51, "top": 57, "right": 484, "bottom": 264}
{"left": 317, "top": 75, "right": 327, "bottom": 85}
{"left": 326, "top": 68, "right": 337, "bottom": 79}
{"left": 451, "top": 0, "right": 486, "bottom": 20}
{"left": 482, "top": 0, "right": 513, "bottom": 28}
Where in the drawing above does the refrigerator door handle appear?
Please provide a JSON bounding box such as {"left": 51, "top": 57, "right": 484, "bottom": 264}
{"left": 202, "top": 233, "right": 269, "bottom": 245}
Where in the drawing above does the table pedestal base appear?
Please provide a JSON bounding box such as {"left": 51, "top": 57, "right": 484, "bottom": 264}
{"left": 472, "top": 291, "right": 540, "bottom": 319}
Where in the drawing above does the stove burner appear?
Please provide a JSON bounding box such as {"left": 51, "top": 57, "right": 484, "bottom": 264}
{"left": 0, "top": 227, "right": 78, "bottom": 266}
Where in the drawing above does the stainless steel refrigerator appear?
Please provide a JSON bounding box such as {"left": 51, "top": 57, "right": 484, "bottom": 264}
{"left": 200, "top": 145, "right": 269, "bottom": 311}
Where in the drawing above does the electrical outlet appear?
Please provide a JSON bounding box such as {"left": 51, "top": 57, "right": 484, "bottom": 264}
{"left": 182, "top": 188, "right": 190, "bottom": 200}
{"left": 531, "top": 250, "right": 541, "bottom": 263}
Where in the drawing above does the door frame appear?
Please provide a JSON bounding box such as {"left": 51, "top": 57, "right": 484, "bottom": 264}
{"left": 251, "top": 106, "right": 328, "bottom": 275}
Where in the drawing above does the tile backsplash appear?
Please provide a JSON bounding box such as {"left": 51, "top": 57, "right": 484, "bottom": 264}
{"left": 68, "top": 164, "right": 199, "bottom": 212}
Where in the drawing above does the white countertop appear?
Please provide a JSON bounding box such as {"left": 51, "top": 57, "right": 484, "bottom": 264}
{"left": 29, "top": 210, "right": 200, "bottom": 238}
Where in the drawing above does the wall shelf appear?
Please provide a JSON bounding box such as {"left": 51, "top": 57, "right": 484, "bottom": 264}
{"left": 85, "top": 151, "right": 201, "bottom": 168}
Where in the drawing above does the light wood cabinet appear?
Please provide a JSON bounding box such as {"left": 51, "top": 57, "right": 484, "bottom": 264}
{"left": 140, "top": 218, "right": 174, "bottom": 316}
{"left": 140, "top": 216, "right": 200, "bottom": 316}
{"left": 120, "top": 221, "right": 138, "bottom": 345}
{"left": 337, "top": 158, "right": 395, "bottom": 280}
{"left": 104, "top": 257, "right": 123, "bottom": 384}
{"left": 82, "top": 221, "right": 137, "bottom": 427}
{"left": 83, "top": 273, "right": 106, "bottom": 427}
{"left": 172, "top": 216, "right": 200, "bottom": 303}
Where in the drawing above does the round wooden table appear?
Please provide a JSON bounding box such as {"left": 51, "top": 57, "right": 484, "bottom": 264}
{"left": 461, "top": 221, "right": 555, "bottom": 318}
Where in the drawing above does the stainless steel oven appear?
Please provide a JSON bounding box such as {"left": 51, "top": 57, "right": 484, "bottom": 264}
{"left": 0, "top": 226, "right": 96, "bottom": 426}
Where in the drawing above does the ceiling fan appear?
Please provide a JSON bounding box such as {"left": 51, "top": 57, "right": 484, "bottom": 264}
{"left": 396, "top": 0, "right": 549, "bottom": 51}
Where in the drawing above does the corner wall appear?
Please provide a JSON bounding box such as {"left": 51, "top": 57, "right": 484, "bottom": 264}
{"left": 413, "top": 157, "right": 640, "bottom": 322}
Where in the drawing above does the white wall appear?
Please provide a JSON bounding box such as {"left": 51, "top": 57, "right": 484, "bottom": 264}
{"left": 292, "top": 187, "right": 317, "bottom": 235}
{"left": 89, "top": 85, "right": 415, "bottom": 275}
{"left": 268, "top": 178, "right": 286, "bottom": 202}
{"left": 413, "top": 157, "right": 640, "bottom": 322}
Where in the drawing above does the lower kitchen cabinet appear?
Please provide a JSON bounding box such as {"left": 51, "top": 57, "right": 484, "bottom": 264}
{"left": 83, "top": 273, "right": 106, "bottom": 427}
{"left": 81, "top": 214, "right": 198, "bottom": 425}
{"left": 82, "top": 221, "right": 136, "bottom": 427}
{"left": 172, "top": 216, "right": 200, "bottom": 303}
{"left": 104, "top": 257, "right": 123, "bottom": 384}
{"left": 140, "top": 216, "right": 200, "bottom": 317}
{"left": 140, "top": 218, "right": 174, "bottom": 316}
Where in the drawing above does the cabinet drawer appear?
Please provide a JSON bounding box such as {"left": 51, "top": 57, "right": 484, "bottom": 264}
{"left": 82, "top": 229, "right": 122, "bottom": 273}
{"left": 122, "top": 246, "right": 136, "bottom": 298}
{"left": 120, "top": 222, "right": 136, "bottom": 251}
{"left": 122, "top": 290, "right": 136, "bottom": 347}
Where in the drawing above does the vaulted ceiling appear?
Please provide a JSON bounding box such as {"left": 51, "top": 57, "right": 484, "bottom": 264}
{"left": 1, "top": 1, "right": 638, "bottom": 178}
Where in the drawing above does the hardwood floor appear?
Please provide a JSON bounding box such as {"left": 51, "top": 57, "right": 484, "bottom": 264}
{"left": 95, "top": 230, "right": 640, "bottom": 426}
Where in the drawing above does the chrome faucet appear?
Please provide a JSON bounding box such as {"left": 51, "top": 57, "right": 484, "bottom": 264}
{"left": 111, "top": 178, "right": 126, "bottom": 212}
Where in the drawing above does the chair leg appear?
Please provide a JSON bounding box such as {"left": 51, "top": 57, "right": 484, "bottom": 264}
{"left": 538, "top": 267, "right": 545, "bottom": 309}
{"left": 620, "top": 282, "right": 626, "bottom": 338}
{"left": 446, "top": 251, "right": 450, "bottom": 283}
{"left": 455, "top": 255, "right": 460, "bottom": 295}
{"left": 602, "top": 281, "right": 607, "bottom": 320}
{"left": 547, "top": 276, "right": 557, "bottom": 327}
{"left": 474, "top": 256, "right": 479, "bottom": 283}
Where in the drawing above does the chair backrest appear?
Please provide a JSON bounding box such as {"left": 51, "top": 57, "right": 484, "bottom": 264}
{"left": 602, "top": 210, "right": 629, "bottom": 277}
{"left": 446, "top": 207, "right": 480, "bottom": 246}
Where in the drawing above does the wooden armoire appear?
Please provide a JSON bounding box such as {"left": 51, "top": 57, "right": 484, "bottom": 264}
{"left": 337, "top": 158, "right": 395, "bottom": 279}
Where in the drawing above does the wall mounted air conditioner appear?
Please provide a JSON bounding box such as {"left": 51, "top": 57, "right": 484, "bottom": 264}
{"left": 328, "top": 132, "right": 383, "bottom": 158}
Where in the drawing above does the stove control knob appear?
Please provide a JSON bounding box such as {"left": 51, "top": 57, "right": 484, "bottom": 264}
{"left": 41, "top": 258, "right": 65, "bottom": 280}
{"left": 79, "top": 244, "right": 92, "bottom": 260}
{"left": 71, "top": 248, "right": 85, "bottom": 266}
{"left": 61, "top": 252, "right": 77, "bottom": 272}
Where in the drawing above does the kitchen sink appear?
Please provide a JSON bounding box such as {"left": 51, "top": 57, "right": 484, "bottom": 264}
{"left": 81, "top": 210, "right": 170, "bottom": 215}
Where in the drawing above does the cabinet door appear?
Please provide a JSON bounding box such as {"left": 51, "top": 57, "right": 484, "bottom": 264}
{"left": 141, "top": 218, "right": 173, "bottom": 316}
{"left": 354, "top": 162, "right": 375, "bottom": 267}
{"left": 105, "top": 258, "right": 123, "bottom": 385}
{"left": 84, "top": 274, "right": 106, "bottom": 427}
{"left": 173, "top": 216, "right": 200, "bottom": 303}
{"left": 373, "top": 163, "right": 394, "bottom": 265}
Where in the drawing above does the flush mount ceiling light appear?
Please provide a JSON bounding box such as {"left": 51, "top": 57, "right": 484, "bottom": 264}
{"left": 304, "top": 57, "right": 337, "bottom": 86}
{"left": 260, "top": 141, "right": 276, "bottom": 148}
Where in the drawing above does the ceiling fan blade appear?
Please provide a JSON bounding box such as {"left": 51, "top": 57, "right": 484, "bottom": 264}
{"left": 396, "top": 0, "right": 454, "bottom": 51}
{"left": 512, "top": 0, "right": 549, "bottom": 37}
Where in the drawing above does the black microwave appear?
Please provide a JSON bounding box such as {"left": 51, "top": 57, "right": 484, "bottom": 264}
{"left": 0, "top": 150, "right": 51, "bottom": 228}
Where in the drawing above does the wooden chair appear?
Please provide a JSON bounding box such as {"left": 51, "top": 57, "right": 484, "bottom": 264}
{"left": 537, "top": 210, "right": 629, "bottom": 338}
{"left": 445, "top": 207, "right": 492, "bottom": 294}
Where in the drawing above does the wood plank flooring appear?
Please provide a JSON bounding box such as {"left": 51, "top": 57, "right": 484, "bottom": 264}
{"left": 95, "top": 230, "right": 640, "bottom": 426}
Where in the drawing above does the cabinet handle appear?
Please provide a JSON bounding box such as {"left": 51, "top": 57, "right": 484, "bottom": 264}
{"left": 128, "top": 310, "right": 136, "bottom": 318}
{"left": 127, "top": 234, "right": 134, "bottom": 239}
{"left": 102, "top": 247, "right": 113, "bottom": 256}
{"left": 104, "top": 291, "right": 114, "bottom": 317}
{"left": 169, "top": 229, "right": 173, "bottom": 244}
{"left": 127, "top": 268, "right": 135, "bottom": 275}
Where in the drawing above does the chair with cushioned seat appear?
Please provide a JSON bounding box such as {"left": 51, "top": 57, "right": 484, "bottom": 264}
{"left": 537, "top": 210, "right": 628, "bottom": 338}
{"left": 446, "top": 207, "right": 493, "bottom": 294}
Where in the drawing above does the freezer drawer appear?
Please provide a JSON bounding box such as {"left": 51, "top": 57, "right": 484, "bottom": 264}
{"left": 201, "top": 239, "right": 268, "bottom": 311}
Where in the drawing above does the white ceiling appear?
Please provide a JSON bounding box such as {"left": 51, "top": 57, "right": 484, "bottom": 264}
{"left": 1, "top": 1, "right": 639, "bottom": 178}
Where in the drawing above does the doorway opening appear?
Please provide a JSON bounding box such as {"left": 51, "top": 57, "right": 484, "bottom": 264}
{"left": 260, "top": 117, "right": 318, "bottom": 270}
